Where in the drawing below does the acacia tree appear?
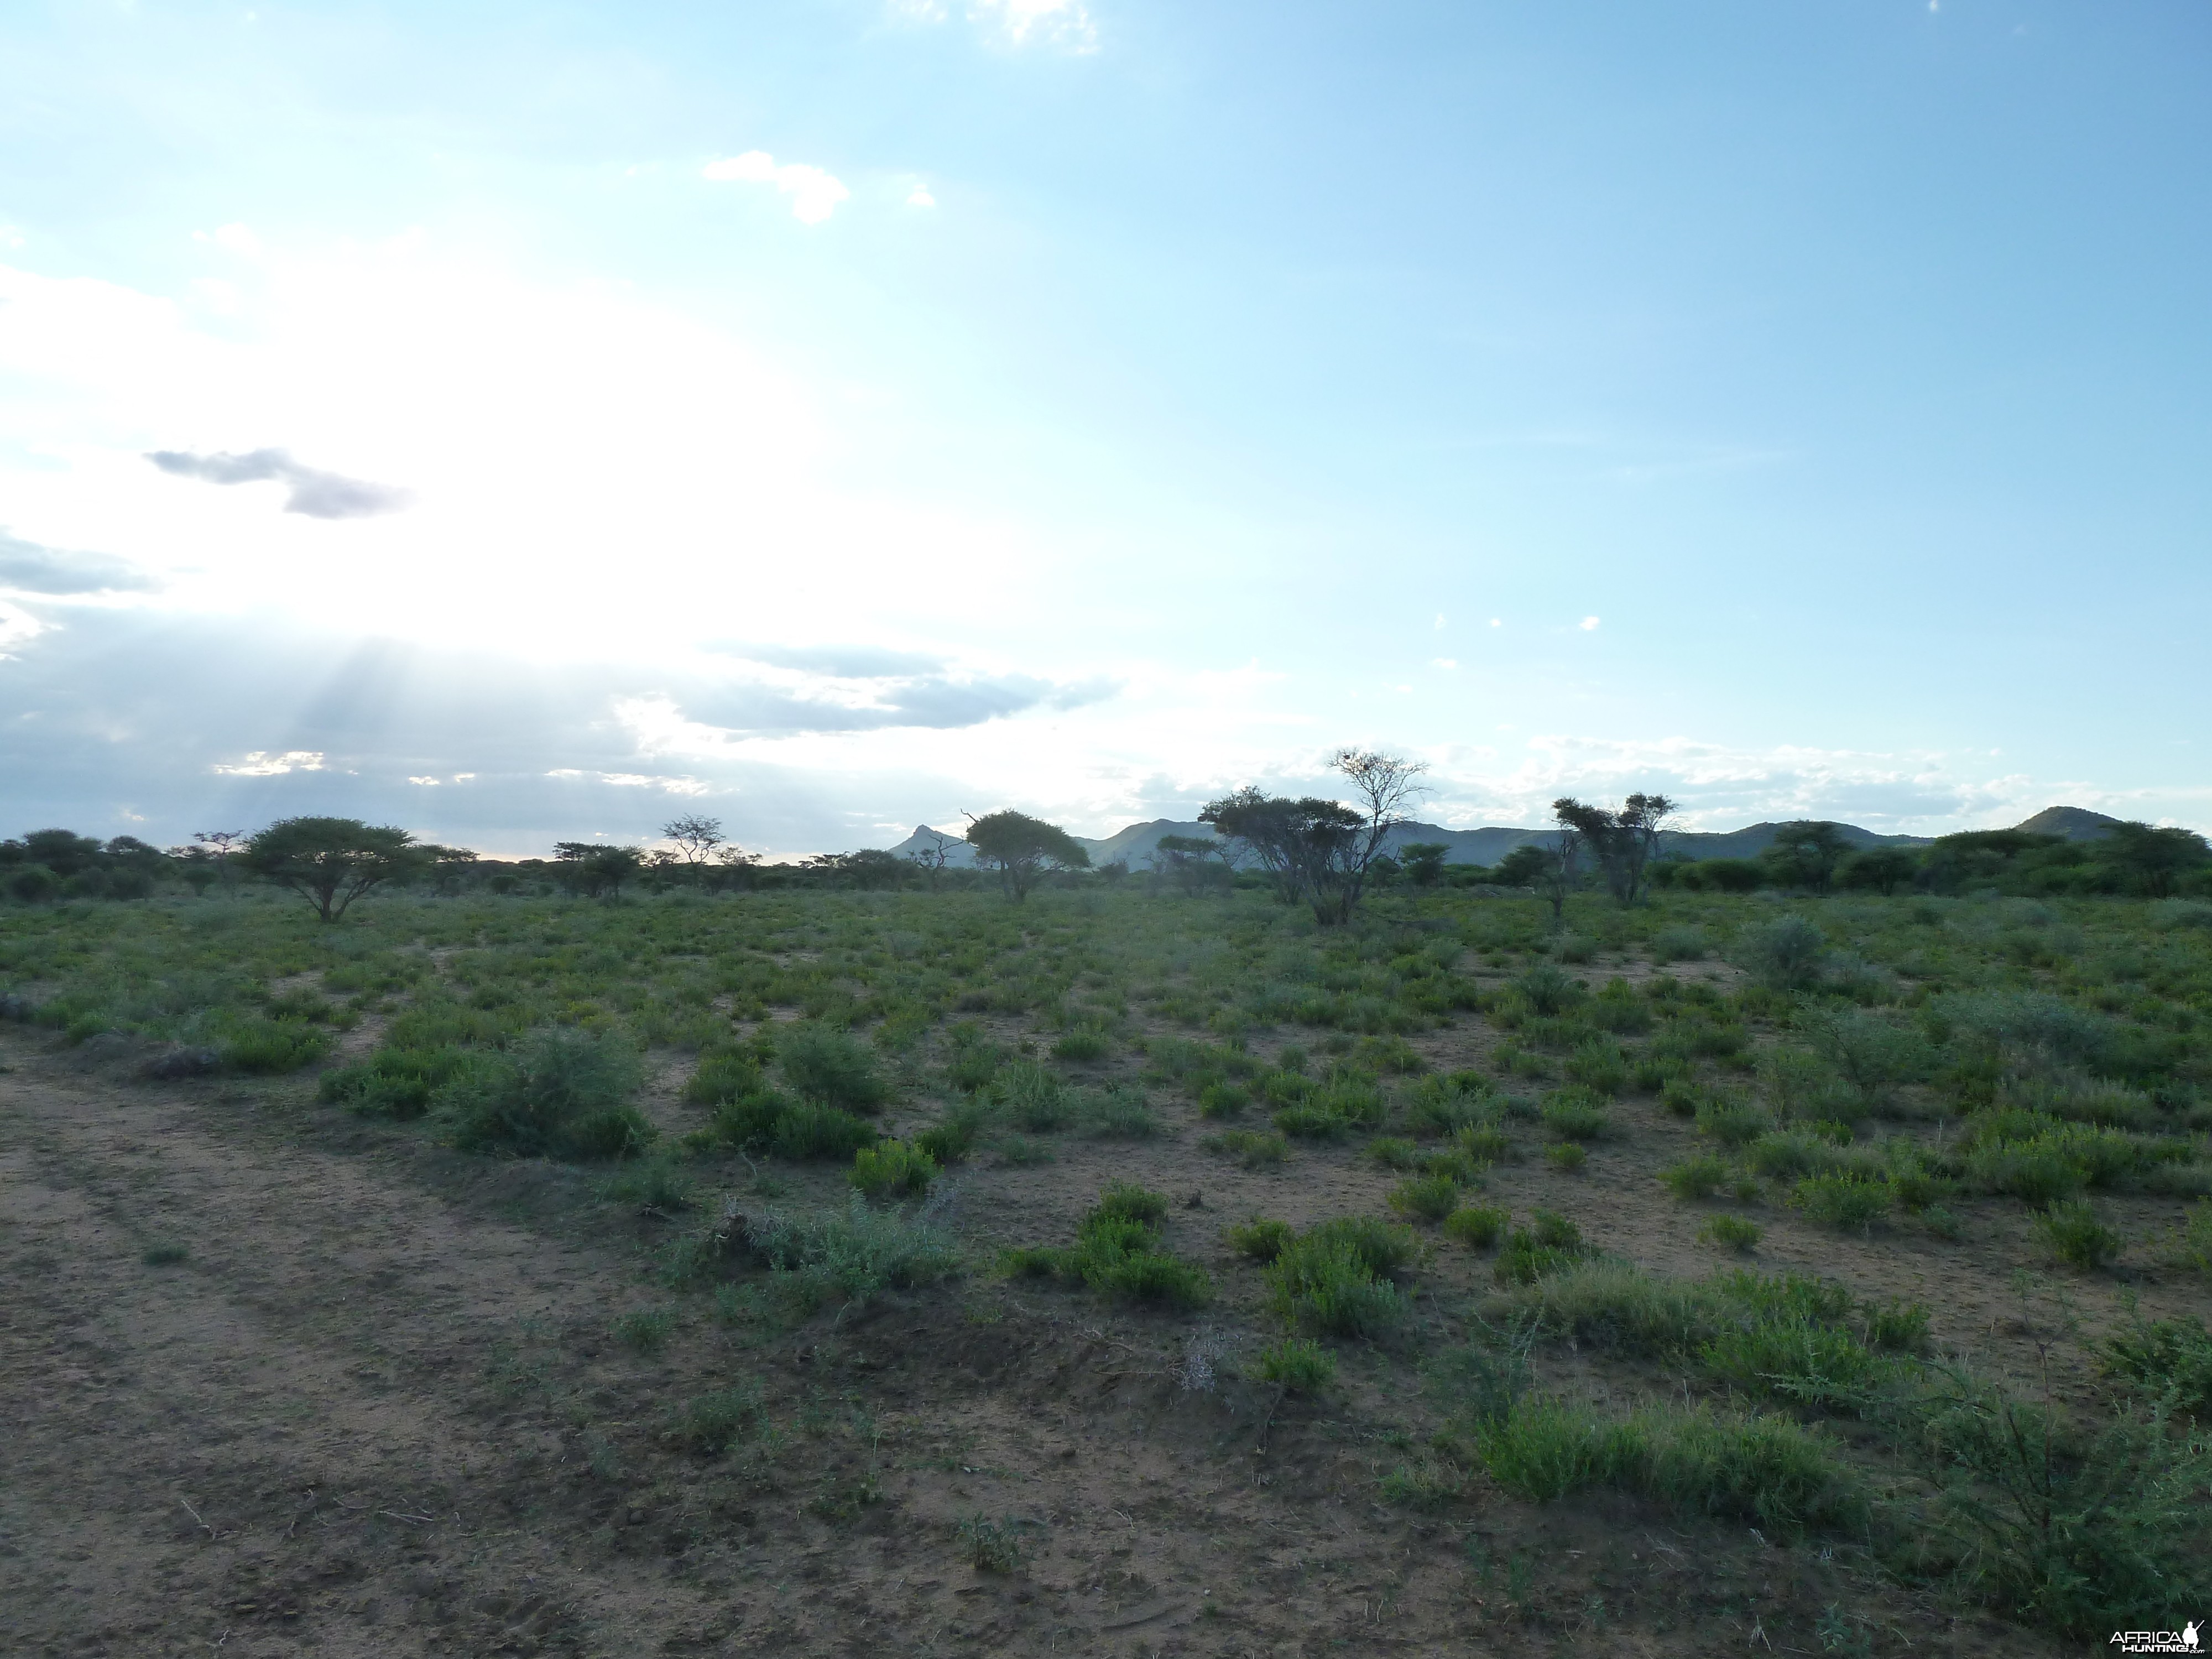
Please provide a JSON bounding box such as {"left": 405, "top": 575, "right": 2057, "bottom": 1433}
{"left": 1150, "top": 833, "right": 1234, "bottom": 897}
{"left": 660, "top": 813, "right": 726, "bottom": 883}
{"left": 1551, "top": 792, "right": 1678, "bottom": 907}
{"left": 242, "top": 817, "right": 435, "bottom": 922}
{"left": 709, "top": 843, "right": 761, "bottom": 892}
{"left": 964, "top": 810, "right": 1090, "bottom": 900}
{"left": 194, "top": 830, "right": 246, "bottom": 895}
{"left": 2099, "top": 821, "right": 2211, "bottom": 898}
{"left": 1398, "top": 842, "right": 1451, "bottom": 887}
{"left": 1760, "top": 821, "right": 1853, "bottom": 891}
{"left": 1201, "top": 749, "right": 1428, "bottom": 925}
{"left": 552, "top": 841, "right": 644, "bottom": 899}
{"left": 1198, "top": 787, "right": 1308, "bottom": 906}
{"left": 905, "top": 829, "right": 962, "bottom": 893}
{"left": 1838, "top": 846, "right": 1921, "bottom": 895}
{"left": 1525, "top": 828, "right": 1584, "bottom": 929}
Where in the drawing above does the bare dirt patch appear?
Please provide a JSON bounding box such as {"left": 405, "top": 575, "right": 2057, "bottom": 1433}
{"left": 0, "top": 1029, "right": 2069, "bottom": 1659}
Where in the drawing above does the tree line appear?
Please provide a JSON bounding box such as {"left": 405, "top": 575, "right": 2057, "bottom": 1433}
{"left": 4, "top": 765, "right": 2204, "bottom": 922}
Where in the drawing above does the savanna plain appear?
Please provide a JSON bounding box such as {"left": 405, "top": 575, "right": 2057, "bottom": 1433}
{"left": 4, "top": 880, "right": 2210, "bottom": 1658}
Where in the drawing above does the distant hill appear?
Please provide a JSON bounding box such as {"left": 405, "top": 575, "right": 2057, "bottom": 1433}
{"left": 876, "top": 807, "right": 2119, "bottom": 867}
{"left": 2010, "top": 806, "right": 2123, "bottom": 842}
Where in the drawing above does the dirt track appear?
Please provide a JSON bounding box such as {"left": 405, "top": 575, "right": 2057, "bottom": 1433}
{"left": 0, "top": 1035, "right": 2050, "bottom": 1658}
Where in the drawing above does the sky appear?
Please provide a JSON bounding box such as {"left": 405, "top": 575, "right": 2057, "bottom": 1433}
{"left": 2, "top": 0, "right": 2207, "bottom": 858}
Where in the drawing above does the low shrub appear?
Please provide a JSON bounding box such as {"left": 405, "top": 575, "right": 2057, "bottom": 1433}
{"left": 1625, "top": 1406, "right": 1864, "bottom": 1536}
{"left": 1389, "top": 1172, "right": 1460, "bottom": 1223}
{"left": 1739, "top": 915, "right": 1827, "bottom": 990}
{"left": 1538, "top": 1087, "right": 1610, "bottom": 1142}
{"left": 1051, "top": 1030, "right": 1110, "bottom": 1063}
{"left": 1863, "top": 1297, "right": 1931, "bottom": 1353}
{"left": 771, "top": 1102, "right": 880, "bottom": 1161}
{"left": 684, "top": 1047, "right": 764, "bottom": 1106}
{"left": 957, "top": 1515, "right": 1030, "bottom": 1573}
{"left": 1544, "top": 1141, "right": 1587, "bottom": 1172}
{"left": 745, "top": 1191, "right": 960, "bottom": 1310}
{"left": 1453, "top": 1123, "right": 1513, "bottom": 1165}
{"left": 1564, "top": 1037, "right": 1629, "bottom": 1097}
{"left": 2033, "top": 1199, "right": 2119, "bottom": 1269}
{"left": 1514, "top": 963, "right": 1585, "bottom": 1016}
{"left": 1227, "top": 1217, "right": 1292, "bottom": 1262}
{"left": 1746, "top": 1129, "right": 1848, "bottom": 1181}
{"left": 1790, "top": 1174, "right": 1891, "bottom": 1232}
{"left": 1270, "top": 1100, "right": 1345, "bottom": 1138}
{"left": 1197, "top": 1081, "right": 1250, "bottom": 1119}
{"left": 1010, "top": 1186, "right": 1211, "bottom": 1309}
{"left": 1268, "top": 1238, "right": 1407, "bottom": 1338}
{"left": 1661, "top": 1155, "right": 1734, "bottom": 1201}
{"left": 1076, "top": 1086, "right": 1160, "bottom": 1139}
{"left": 1443, "top": 1204, "right": 1509, "bottom": 1248}
{"left": 1495, "top": 1211, "right": 1593, "bottom": 1285}
{"left": 2178, "top": 1199, "right": 2212, "bottom": 1275}
{"left": 1363, "top": 1136, "right": 1424, "bottom": 1171}
{"left": 442, "top": 1027, "right": 655, "bottom": 1162}
{"left": 217, "top": 1016, "right": 331, "bottom": 1075}
{"left": 1700, "top": 1214, "right": 1762, "bottom": 1253}
{"left": 667, "top": 1383, "right": 765, "bottom": 1454}
{"left": 849, "top": 1139, "right": 939, "bottom": 1200}
{"left": 1652, "top": 924, "right": 1709, "bottom": 963}
{"left": 598, "top": 1156, "right": 696, "bottom": 1213}
{"left": 1401, "top": 1076, "right": 1496, "bottom": 1138}
{"left": 913, "top": 1099, "right": 989, "bottom": 1167}
{"left": 1254, "top": 1337, "right": 1336, "bottom": 1391}
{"left": 2101, "top": 1315, "right": 2212, "bottom": 1418}
{"left": 1904, "top": 1364, "right": 2212, "bottom": 1637}
{"left": 612, "top": 1307, "right": 675, "bottom": 1353}
{"left": 994, "top": 1061, "right": 1073, "bottom": 1131}
{"left": 1265, "top": 1217, "right": 1417, "bottom": 1338}
{"left": 1698, "top": 1316, "right": 1896, "bottom": 1412}
{"left": 318, "top": 1044, "right": 477, "bottom": 1119}
{"left": 1201, "top": 1128, "right": 1289, "bottom": 1167}
{"left": 1097, "top": 1182, "right": 1168, "bottom": 1225}
{"left": 778, "top": 1022, "right": 890, "bottom": 1113}
{"left": 1696, "top": 1093, "right": 1772, "bottom": 1147}
{"left": 1469, "top": 1395, "right": 1614, "bottom": 1501}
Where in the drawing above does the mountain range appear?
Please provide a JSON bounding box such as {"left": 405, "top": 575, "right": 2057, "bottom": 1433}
{"left": 879, "top": 806, "right": 2123, "bottom": 870}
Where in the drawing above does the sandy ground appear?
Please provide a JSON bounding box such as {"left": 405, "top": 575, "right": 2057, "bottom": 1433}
{"left": 0, "top": 1025, "right": 2083, "bottom": 1658}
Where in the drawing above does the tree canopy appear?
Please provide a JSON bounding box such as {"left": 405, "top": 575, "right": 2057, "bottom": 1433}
{"left": 552, "top": 842, "right": 644, "bottom": 899}
{"left": 1551, "top": 792, "right": 1677, "bottom": 907}
{"left": 964, "top": 810, "right": 1089, "bottom": 900}
{"left": 1202, "top": 750, "right": 1427, "bottom": 925}
{"left": 241, "top": 817, "right": 434, "bottom": 921}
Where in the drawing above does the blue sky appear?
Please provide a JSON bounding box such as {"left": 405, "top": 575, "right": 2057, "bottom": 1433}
{"left": 2, "top": 0, "right": 2206, "bottom": 857}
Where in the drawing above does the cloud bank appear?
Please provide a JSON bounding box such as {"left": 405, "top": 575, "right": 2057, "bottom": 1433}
{"left": 0, "top": 531, "right": 156, "bottom": 595}
{"left": 145, "top": 449, "right": 413, "bottom": 520}
{"left": 701, "top": 153, "right": 851, "bottom": 223}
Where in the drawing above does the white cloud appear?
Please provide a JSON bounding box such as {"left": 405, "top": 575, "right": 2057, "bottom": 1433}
{"left": 1579, "top": 615, "right": 1600, "bottom": 630}
{"left": 1414, "top": 733, "right": 2053, "bottom": 837}
{"left": 1432, "top": 658, "right": 1456, "bottom": 669}
{"left": 907, "top": 187, "right": 938, "bottom": 208}
{"left": 192, "top": 223, "right": 263, "bottom": 255}
{"left": 408, "top": 775, "right": 440, "bottom": 785}
{"left": 213, "top": 749, "right": 324, "bottom": 776}
{"left": 702, "top": 152, "right": 851, "bottom": 223}
{"left": 970, "top": 0, "right": 1097, "bottom": 51}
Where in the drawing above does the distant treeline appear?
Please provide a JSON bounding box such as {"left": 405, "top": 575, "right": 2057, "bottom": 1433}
{"left": 2, "top": 812, "right": 2206, "bottom": 907}
{"left": 1635, "top": 819, "right": 2210, "bottom": 900}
